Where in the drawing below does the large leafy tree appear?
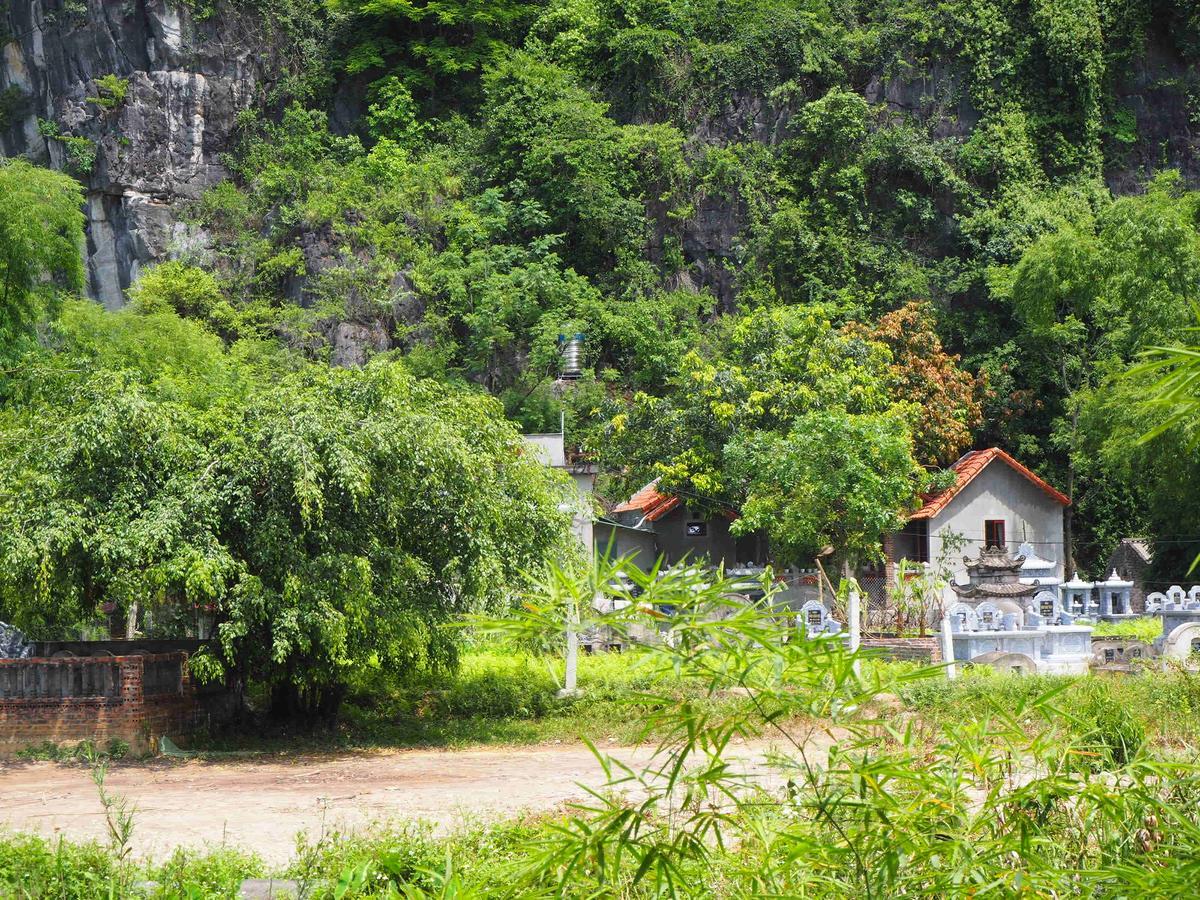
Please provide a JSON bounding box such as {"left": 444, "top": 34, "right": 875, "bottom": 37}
{"left": 726, "top": 409, "right": 925, "bottom": 566}
{"left": 991, "top": 172, "right": 1200, "bottom": 571}
{"left": 844, "top": 301, "right": 984, "bottom": 467}
{"left": 0, "top": 160, "right": 85, "bottom": 360}
{"left": 585, "top": 306, "right": 927, "bottom": 565}
{"left": 0, "top": 304, "right": 571, "bottom": 718}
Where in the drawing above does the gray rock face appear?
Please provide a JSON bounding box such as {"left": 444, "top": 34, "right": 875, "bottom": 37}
{"left": 0, "top": 621, "right": 33, "bottom": 660}
{"left": 0, "top": 0, "right": 300, "bottom": 308}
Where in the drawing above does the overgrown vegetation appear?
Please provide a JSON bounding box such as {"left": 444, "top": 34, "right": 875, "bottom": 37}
{"left": 86, "top": 75, "right": 128, "bottom": 111}
{"left": 0, "top": 299, "right": 575, "bottom": 720}
{"left": 7, "top": 563, "right": 1200, "bottom": 896}
{"left": 81, "top": 0, "right": 1192, "bottom": 581}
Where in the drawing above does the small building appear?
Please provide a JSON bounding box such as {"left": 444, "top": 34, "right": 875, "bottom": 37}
{"left": 888, "top": 448, "right": 1070, "bottom": 584}
{"left": 597, "top": 479, "right": 769, "bottom": 571}
{"left": 523, "top": 432, "right": 598, "bottom": 558}
{"left": 1105, "top": 538, "right": 1153, "bottom": 613}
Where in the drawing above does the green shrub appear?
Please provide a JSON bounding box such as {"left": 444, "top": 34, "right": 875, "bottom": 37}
{"left": 147, "top": 846, "right": 265, "bottom": 898}
{"left": 37, "top": 118, "right": 97, "bottom": 176}
{"left": 0, "top": 833, "right": 118, "bottom": 898}
{"left": 1092, "top": 616, "right": 1162, "bottom": 642}
{"left": 14, "top": 737, "right": 130, "bottom": 762}
{"left": 86, "top": 74, "right": 129, "bottom": 110}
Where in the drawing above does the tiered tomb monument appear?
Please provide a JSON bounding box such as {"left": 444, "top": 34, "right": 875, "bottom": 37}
{"left": 942, "top": 547, "right": 1092, "bottom": 674}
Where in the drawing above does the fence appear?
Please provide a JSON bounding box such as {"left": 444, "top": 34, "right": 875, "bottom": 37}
{"left": 0, "top": 651, "right": 222, "bottom": 754}
{"left": 0, "top": 658, "right": 121, "bottom": 700}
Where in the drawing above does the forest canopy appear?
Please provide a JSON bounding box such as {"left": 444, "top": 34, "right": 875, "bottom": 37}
{"left": 4, "top": 0, "right": 1200, "bottom": 678}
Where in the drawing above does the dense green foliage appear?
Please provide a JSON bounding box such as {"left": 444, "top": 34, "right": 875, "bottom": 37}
{"left": 5, "top": 0, "right": 1200, "bottom": 706}
{"left": 98, "top": 0, "right": 1197, "bottom": 575}
{"left": 0, "top": 160, "right": 84, "bottom": 362}
{"left": 10, "top": 566, "right": 1200, "bottom": 896}
{"left": 0, "top": 300, "right": 572, "bottom": 716}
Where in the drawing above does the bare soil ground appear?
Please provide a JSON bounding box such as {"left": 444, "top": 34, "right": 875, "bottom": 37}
{"left": 0, "top": 738, "right": 814, "bottom": 865}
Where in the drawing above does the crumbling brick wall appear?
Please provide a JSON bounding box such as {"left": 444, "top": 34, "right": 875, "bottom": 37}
{"left": 0, "top": 652, "right": 225, "bottom": 755}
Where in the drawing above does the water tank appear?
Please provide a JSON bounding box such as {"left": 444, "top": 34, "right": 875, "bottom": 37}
{"left": 559, "top": 333, "right": 585, "bottom": 380}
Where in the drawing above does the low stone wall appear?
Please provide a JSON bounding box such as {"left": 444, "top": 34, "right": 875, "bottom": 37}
{"left": 0, "top": 652, "right": 229, "bottom": 755}
{"left": 860, "top": 636, "right": 942, "bottom": 664}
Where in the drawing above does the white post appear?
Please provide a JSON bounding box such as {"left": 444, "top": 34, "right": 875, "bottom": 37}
{"left": 940, "top": 613, "right": 957, "bottom": 680}
{"left": 558, "top": 600, "right": 581, "bottom": 698}
{"left": 848, "top": 589, "right": 861, "bottom": 678}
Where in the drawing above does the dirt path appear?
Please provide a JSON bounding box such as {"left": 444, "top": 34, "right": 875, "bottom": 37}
{"left": 0, "top": 738, "right": 818, "bottom": 865}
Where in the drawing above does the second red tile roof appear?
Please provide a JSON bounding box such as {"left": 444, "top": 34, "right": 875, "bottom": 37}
{"left": 911, "top": 448, "right": 1070, "bottom": 520}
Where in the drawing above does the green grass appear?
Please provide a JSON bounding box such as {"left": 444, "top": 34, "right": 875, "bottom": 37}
{"left": 1092, "top": 615, "right": 1163, "bottom": 642}
{"left": 189, "top": 647, "right": 757, "bottom": 754}
{"left": 895, "top": 661, "right": 1200, "bottom": 746}
{"left": 189, "top": 641, "right": 1200, "bottom": 756}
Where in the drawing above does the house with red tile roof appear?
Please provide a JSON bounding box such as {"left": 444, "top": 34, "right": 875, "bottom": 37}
{"left": 886, "top": 448, "right": 1070, "bottom": 584}
{"left": 599, "top": 479, "right": 768, "bottom": 571}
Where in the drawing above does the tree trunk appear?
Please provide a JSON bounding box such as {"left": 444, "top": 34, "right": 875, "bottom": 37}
{"left": 1064, "top": 402, "right": 1078, "bottom": 577}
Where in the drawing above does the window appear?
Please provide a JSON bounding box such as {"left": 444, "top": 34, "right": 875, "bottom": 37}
{"left": 902, "top": 519, "right": 929, "bottom": 563}
{"left": 984, "top": 519, "right": 1006, "bottom": 549}
{"left": 685, "top": 521, "right": 707, "bottom": 537}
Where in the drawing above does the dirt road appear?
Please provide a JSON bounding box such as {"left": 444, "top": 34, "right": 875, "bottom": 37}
{"left": 0, "top": 739, "right": 805, "bottom": 865}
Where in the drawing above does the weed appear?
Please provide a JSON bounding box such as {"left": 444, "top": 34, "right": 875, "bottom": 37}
{"left": 86, "top": 74, "right": 129, "bottom": 111}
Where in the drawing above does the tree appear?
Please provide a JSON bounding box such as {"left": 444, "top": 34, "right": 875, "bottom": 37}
{"left": 0, "top": 305, "right": 572, "bottom": 720}
{"left": 0, "top": 160, "right": 85, "bottom": 360}
{"left": 127, "top": 261, "right": 237, "bottom": 337}
{"left": 585, "top": 306, "right": 926, "bottom": 566}
{"left": 990, "top": 172, "right": 1200, "bottom": 572}
{"left": 726, "top": 409, "right": 926, "bottom": 566}
{"left": 1092, "top": 306, "right": 1200, "bottom": 575}
{"left": 845, "top": 301, "right": 984, "bottom": 466}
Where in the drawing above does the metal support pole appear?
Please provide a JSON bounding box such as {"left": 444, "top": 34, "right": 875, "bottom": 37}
{"left": 940, "top": 614, "right": 956, "bottom": 680}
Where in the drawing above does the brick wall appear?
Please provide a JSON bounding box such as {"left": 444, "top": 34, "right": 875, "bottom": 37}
{"left": 0, "top": 652, "right": 228, "bottom": 756}
{"left": 860, "top": 636, "right": 943, "bottom": 664}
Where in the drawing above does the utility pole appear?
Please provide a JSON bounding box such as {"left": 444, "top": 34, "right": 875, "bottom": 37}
{"left": 557, "top": 598, "right": 581, "bottom": 699}
{"left": 940, "top": 612, "right": 956, "bottom": 680}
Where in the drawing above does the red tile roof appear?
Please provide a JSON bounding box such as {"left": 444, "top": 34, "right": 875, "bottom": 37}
{"left": 612, "top": 479, "right": 682, "bottom": 523}
{"left": 910, "top": 448, "right": 1070, "bottom": 520}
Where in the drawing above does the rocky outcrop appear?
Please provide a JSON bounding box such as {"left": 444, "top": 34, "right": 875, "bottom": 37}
{"left": 0, "top": 0, "right": 306, "bottom": 308}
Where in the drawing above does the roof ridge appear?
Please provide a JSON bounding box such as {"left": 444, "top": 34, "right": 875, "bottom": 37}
{"left": 910, "top": 447, "right": 1070, "bottom": 520}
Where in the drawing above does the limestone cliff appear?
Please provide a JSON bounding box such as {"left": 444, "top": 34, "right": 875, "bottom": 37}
{"left": 0, "top": 0, "right": 304, "bottom": 308}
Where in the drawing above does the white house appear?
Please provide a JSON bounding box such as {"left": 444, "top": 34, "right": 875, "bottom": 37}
{"left": 887, "top": 448, "right": 1071, "bottom": 584}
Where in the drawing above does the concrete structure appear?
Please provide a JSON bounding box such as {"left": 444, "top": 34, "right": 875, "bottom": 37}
{"left": 523, "top": 432, "right": 598, "bottom": 558}
{"left": 1105, "top": 538, "right": 1153, "bottom": 612}
{"left": 1151, "top": 586, "right": 1200, "bottom": 659}
{"left": 1092, "top": 638, "right": 1152, "bottom": 670}
{"left": 1062, "top": 572, "right": 1096, "bottom": 617}
{"left": 888, "top": 448, "right": 1070, "bottom": 585}
{"left": 940, "top": 547, "right": 1092, "bottom": 674}
{"left": 1017, "top": 542, "right": 1061, "bottom": 592}
{"left": 796, "top": 599, "right": 843, "bottom": 637}
{"left": 1097, "top": 571, "right": 1136, "bottom": 621}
